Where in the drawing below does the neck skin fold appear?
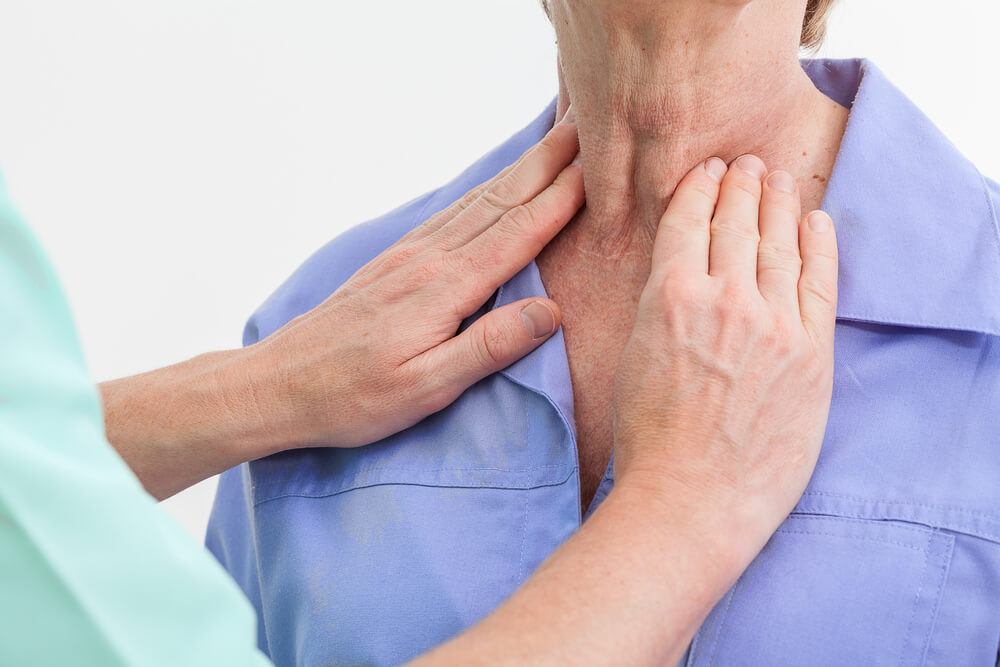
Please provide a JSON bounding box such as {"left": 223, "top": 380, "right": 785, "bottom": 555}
{"left": 546, "top": 0, "right": 849, "bottom": 261}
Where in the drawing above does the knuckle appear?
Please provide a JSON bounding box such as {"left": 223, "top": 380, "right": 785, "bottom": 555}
{"left": 537, "top": 131, "right": 561, "bottom": 154}
{"left": 395, "top": 253, "right": 448, "bottom": 290}
{"left": 538, "top": 123, "right": 574, "bottom": 153}
{"left": 440, "top": 185, "right": 486, "bottom": 222}
{"left": 378, "top": 243, "right": 424, "bottom": 273}
{"left": 457, "top": 184, "right": 487, "bottom": 210}
{"left": 666, "top": 209, "right": 710, "bottom": 232}
{"left": 757, "top": 242, "right": 803, "bottom": 269}
{"left": 685, "top": 178, "right": 721, "bottom": 203}
{"left": 810, "top": 248, "right": 840, "bottom": 264}
{"left": 416, "top": 258, "right": 445, "bottom": 282}
{"left": 760, "top": 316, "right": 796, "bottom": 354}
{"left": 801, "top": 276, "right": 837, "bottom": 308}
{"left": 711, "top": 217, "right": 761, "bottom": 243}
{"left": 664, "top": 277, "right": 705, "bottom": 312}
{"left": 552, "top": 164, "right": 583, "bottom": 195}
{"left": 458, "top": 242, "right": 506, "bottom": 275}
{"left": 482, "top": 175, "right": 522, "bottom": 210}
{"left": 731, "top": 178, "right": 763, "bottom": 199}
{"left": 479, "top": 189, "right": 508, "bottom": 213}
{"left": 757, "top": 265, "right": 799, "bottom": 288}
{"left": 636, "top": 277, "right": 670, "bottom": 313}
{"left": 449, "top": 263, "right": 501, "bottom": 311}
{"left": 502, "top": 203, "right": 539, "bottom": 234}
{"left": 768, "top": 197, "right": 802, "bottom": 216}
{"left": 644, "top": 266, "right": 671, "bottom": 295}
{"left": 489, "top": 205, "right": 550, "bottom": 251}
{"left": 717, "top": 278, "right": 753, "bottom": 312}
{"left": 475, "top": 321, "right": 510, "bottom": 368}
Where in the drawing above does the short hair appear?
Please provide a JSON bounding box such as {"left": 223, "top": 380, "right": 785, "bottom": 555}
{"left": 538, "top": 1, "right": 837, "bottom": 50}
{"left": 801, "top": 0, "right": 836, "bottom": 49}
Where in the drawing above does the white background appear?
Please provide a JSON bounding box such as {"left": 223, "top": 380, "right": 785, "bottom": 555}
{"left": 0, "top": 0, "right": 996, "bottom": 540}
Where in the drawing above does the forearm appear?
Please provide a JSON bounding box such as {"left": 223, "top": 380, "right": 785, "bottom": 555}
{"left": 99, "top": 344, "right": 302, "bottom": 500}
{"left": 413, "top": 482, "right": 755, "bottom": 666}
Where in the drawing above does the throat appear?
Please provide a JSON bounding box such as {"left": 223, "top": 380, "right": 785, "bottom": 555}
{"left": 535, "top": 246, "right": 647, "bottom": 515}
{"left": 549, "top": 1, "right": 850, "bottom": 255}
{"left": 561, "top": 91, "right": 847, "bottom": 258}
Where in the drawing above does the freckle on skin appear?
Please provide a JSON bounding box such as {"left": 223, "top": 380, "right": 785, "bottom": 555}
{"left": 802, "top": 151, "right": 808, "bottom": 156}
{"left": 812, "top": 174, "right": 826, "bottom": 182}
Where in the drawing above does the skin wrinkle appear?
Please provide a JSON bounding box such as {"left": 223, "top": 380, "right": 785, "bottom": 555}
{"left": 534, "top": 0, "right": 849, "bottom": 510}
{"left": 544, "top": 1, "right": 847, "bottom": 259}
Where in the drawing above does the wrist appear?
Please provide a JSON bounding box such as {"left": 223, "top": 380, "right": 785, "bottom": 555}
{"left": 100, "top": 346, "right": 302, "bottom": 499}
{"left": 610, "top": 475, "right": 768, "bottom": 586}
{"left": 214, "top": 342, "right": 317, "bottom": 458}
{"left": 576, "top": 481, "right": 757, "bottom": 652}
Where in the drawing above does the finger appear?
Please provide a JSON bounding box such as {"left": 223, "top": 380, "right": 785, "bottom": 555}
{"left": 403, "top": 161, "right": 519, "bottom": 245}
{"left": 756, "top": 170, "right": 803, "bottom": 308}
{"left": 383, "top": 105, "right": 569, "bottom": 252}
{"left": 355, "top": 164, "right": 519, "bottom": 282}
{"left": 651, "top": 157, "right": 727, "bottom": 276}
{"left": 351, "top": 120, "right": 577, "bottom": 289}
{"left": 708, "top": 154, "right": 767, "bottom": 282}
{"left": 452, "top": 162, "right": 584, "bottom": 291}
{"left": 411, "top": 298, "right": 561, "bottom": 407}
{"left": 797, "top": 210, "right": 839, "bottom": 348}
{"left": 432, "top": 112, "right": 580, "bottom": 250}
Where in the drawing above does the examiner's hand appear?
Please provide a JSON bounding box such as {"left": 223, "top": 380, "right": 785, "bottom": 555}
{"left": 251, "top": 113, "right": 584, "bottom": 448}
{"left": 103, "top": 113, "right": 583, "bottom": 499}
{"left": 612, "top": 155, "right": 839, "bottom": 570}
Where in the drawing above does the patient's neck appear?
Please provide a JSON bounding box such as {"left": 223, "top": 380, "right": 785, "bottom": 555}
{"left": 548, "top": 0, "right": 848, "bottom": 260}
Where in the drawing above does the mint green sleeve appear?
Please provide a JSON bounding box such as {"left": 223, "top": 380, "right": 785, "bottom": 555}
{"left": 0, "top": 178, "right": 273, "bottom": 667}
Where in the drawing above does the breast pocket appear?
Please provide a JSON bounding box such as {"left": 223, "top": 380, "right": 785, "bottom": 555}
{"left": 685, "top": 514, "right": 955, "bottom": 667}
{"left": 243, "top": 377, "right": 583, "bottom": 666}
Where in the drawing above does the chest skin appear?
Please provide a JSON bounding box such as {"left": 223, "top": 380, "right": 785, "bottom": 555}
{"left": 535, "top": 244, "right": 646, "bottom": 512}
{"left": 533, "top": 150, "right": 836, "bottom": 512}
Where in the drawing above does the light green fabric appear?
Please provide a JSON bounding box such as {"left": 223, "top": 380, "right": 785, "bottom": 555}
{"left": 0, "top": 178, "right": 271, "bottom": 667}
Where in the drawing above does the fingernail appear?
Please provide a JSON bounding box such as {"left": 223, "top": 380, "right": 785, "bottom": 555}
{"left": 767, "top": 171, "right": 796, "bottom": 194}
{"left": 519, "top": 301, "right": 557, "bottom": 340}
{"left": 561, "top": 105, "right": 575, "bottom": 125}
{"left": 735, "top": 154, "right": 766, "bottom": 179}
{"left": 704, "top": 157, "right": 727, "bottom": 183}
{"left": 807, "top": 211, "right": 832, "bottom": 232}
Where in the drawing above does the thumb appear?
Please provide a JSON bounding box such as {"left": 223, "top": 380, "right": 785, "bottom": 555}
{"left": 418, "top": 298, "right": 562, "bottom": 399}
